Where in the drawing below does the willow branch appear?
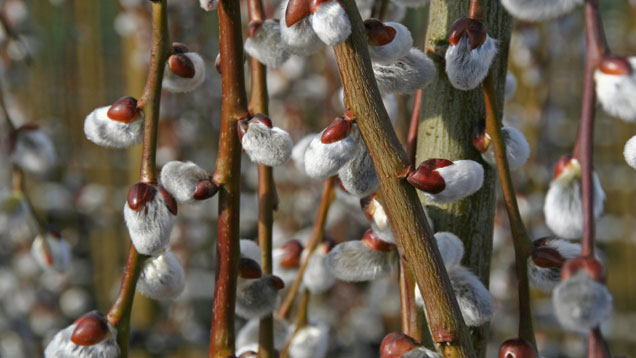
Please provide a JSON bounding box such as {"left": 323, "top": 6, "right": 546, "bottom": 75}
{"left": 406, "top": 89, "right": 422, "bottom": 165}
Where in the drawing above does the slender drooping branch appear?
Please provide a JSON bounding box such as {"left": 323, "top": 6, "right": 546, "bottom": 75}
{"left": 208, "top": 0, "right": 250, "bottom": 355}
{"left": 334, "top": 1, "right": 475, "bottom": 356}
{"left": 106, "top": 1, "right": 169, "bottom": 356}
{"left": 277, "top": 177, "right": 336, "bottom": 319}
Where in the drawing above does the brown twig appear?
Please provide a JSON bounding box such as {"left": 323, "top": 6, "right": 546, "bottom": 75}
{"left": 468, "top": 0, "right": 483, "bottom": 20}
{"left": 406, "top": 89, "right": 422, "bottom": 166}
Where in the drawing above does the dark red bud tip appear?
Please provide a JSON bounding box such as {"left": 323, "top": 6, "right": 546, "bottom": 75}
{"left": 238, "top": 352, "right": 258, "bottom": 358}
{"left": 107, "top": 96, "right": 141, "bottom": 123}
{"left": 70, "top": 311, "right": 110, "bottom": 346}
{"left": 531, "top": 247, "right": 565, "bottom": 268}
{"left": 599, "top": 56, "right": 632, "bottom": 76}
{"left": 285, "top": 0, "right": 310, "bottom": 27}
{"left": 361, "top": 229, "right": 395, "bottom": 252}
{"left": 532, "top": 236, "right": 554, "bottom": 248}
{"left": 360, "top": 194, "right": 376, "bottom": 222}
{"left": 252, "top": 113, "right": 273, "bottom": 128}
{"left": 169, "top": 53, "right": 196, "bottom": 78}
{"left": 309, "top": 0, "right": 330, "bottom": 13}
{"left": 247, "top": 20, "right": 263, "bottom": 38}
{"left": 127, "top": 183, "right": 157, "bottom": 211}
{"left": 553, "top": 154, "right": 573, "bottom": 179}
{"left": 498, "top": 338, "right": 537, "bottom": 358}
{"left": 279, "top": 240, "right": 304, "bottom": 268}
{"left": 194, "top": 179, "right": 218, "bottom": 200}
{"left": 449, "top": 17, "right": 487, "bottom": 50}
{"left": 237, "top": 119, "right": 250, "bottom": 142}
{"left": 321, "top": 117, "right": 352, "bottom": 144}
{"left": 269, "top": 275, "right": 285, "bottom": 290}
{"left": 380, "top": 332, "right": 418, "bottom": 358}
{"left": 406, "top": 158, "right": 453, "bottom": 194}
{"left": 159, "top": 187, "right": 178, "bottom": 216}
{"left": 321, "top": 238, "right": 337, "bottom": 253}
{"left": 561, "top": 256, "right": 606, "bottom": 283}
{"left": 215, "top": 54, "right": 222, "bottom": 75}
{"left": 171, "top": 42, "right": 189, "bottom": 54}
{"left": 364, "top": 18, "right": 397, "bottom": 46}
{"left": 472, "top": 123, "right": 490, "bottom": 153}
{"left": 239, "top": 257, "right": 263, "bottom": 279}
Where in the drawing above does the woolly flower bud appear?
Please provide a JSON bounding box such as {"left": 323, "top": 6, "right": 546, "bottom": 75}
{"left": 9, "top": 125, "right": 56, "bottom": 174}
{"left": 84, "top": 97, "right": 144, "bottom": 148}
{"left": 434, "top": 232, "right": 464, "bottom": 269}
{"left": 338, "top": 132, "right": 379, "bottom": 197}
{"left": 236, "top": 317, "right": 290, "bottom": 354}
{"left": 474, "top": 125, "right": 530, "bottom": 170}
{"left": 380, "top": 332, "right": 442, "bottom": 358}
{"left": 160, "top": 161, "right": 217, "bottom": 204}
{"left": 288, "top": 322, "right": 329, "bottom": 358}
{"left": 361, "top": 195, "right": 395, "bottom": 244}
{"left": 303, "top": 243, "right": 336, "bottom": 293}
{"left": 552, "top": 270, "right": 613, "bottom": 332}
{"left": 292, "top": 133, "right": 316, "bottom": 173}
{"left": 408, "top": 159, "right": 484, "bottom": 204}
{"left": 365, "top": 20, "right": 413, "bottom": 65}
{"left": 241, "top": 119, "right": 293, "bottom": 167}
{"left": 244, "top": 19, "right": 291, "bottom": 68}
{"left": 310, "top": 1, "right": 351, "bottom": 46}
{"left": 236, "top": 275, "right": 283, "bottom": 319}
{"left": 199, "top": 0, "right": 218, "bottom": 11}
{"left": 163, "top": 52, "right": 206, "bottom": 93}
{"left": 373, "top": 48, "right": 436, "bottom": 94}
{"left": 595, "top": 56, "right": 636, "bottom": 122}
{"left": 31, "top": 232, "right": 71, "bottom": 273}
{"left": 500, "top": 0, "right": 583, "bottom": 22}
{"left": 124, "top": 183, "right": 177, "bottom": 255}
{"left": 624, "top": 135, "right": 636, "bottom": 169}
{"left": 544, "top": 156, "right": 605, "bottom": 239}
{"left": 44, "top": 311, "right": 119, "bottom": 358}
{"left": 304, "top": 130, "right": 356, "bottom": 179}
{"left": 240, "top": 239, "right": 263, "bottom": 265}
{"left": 445, "top": 27, "right": 497, "bottom": 90}
{"left": 498, "top": 338, "right": 537, "bottom": 358}
{"left": 326, "top": 235, "right": 395, "bottom": 282}
{"left": 527, "top": 237, "right": 581, "bottom": 292}
{"left": 280, "top": 0, "right": 324, "bottom": 56}
{"left": 136, "top": 251, "right": 185, "bottom": 300}
{"left": 273, "top": 240, "right": 303, "bottom": 286}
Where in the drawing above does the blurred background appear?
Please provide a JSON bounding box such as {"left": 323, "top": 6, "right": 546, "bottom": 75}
{"left": 0, "top": 0, "right": 635, "bottom": 357}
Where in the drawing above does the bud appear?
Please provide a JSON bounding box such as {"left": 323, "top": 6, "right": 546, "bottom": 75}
{"left": 200, "top": 0, "right": 218, "bottom": 11}
{"left": 31, "top": 232, "right": 71, "bottom": 273}
{"left": 136, "top": 250, "right": 186, "bottom": 300}
{"left": 303, "top": 242, "right": 336, "bottom": 293}
{"left": 304, "top": 129, "right": 356, "bottom": 179}
{"left": 241, "top": 118, "right": 293, "bottom": 167}
{"left": 624, "top": 135, "right": 636, "bottom": 169}
{"left": 163, "top": 51, "right": 206, "bottom": 93}
{"left": 500, "top": 0, "right": 583, "bottom": 22}
{"left": 498, "top": 338, "right": 537, "bottom": 358}
{"left": 380, "top": 332, "right": 417, "bottom": 358}
{"left": 362, "top": 195, "right": 395, "bottom": 244}
{"left": 273, "top": 240, "right": 304, "bottom": 287}
{"left": 434, "top": 231, "right": 465, "bottom": 269}
{"left": 280, "top": 0, "right": 324, "bottom": 56}
{"left": 240, "top": 239, "right": 263, "bottom": 265}
{"left": 595, "top": 56, "right": 636, "bottom": 122}
{"left": 288, "top": 322, "right": 329, "bottom": 358}
{"left": 543, "top": 156, "right": 605, "bottom": 239}
{"left": 527, "top": 237, "right": 581, "bottom": 292}
{"left": 236, "top": 275, "right": 284, "bottom": 319}
{"left": 365, "top": 20, "right": 412, "bottom": 65}
{"left": 124, "top": 183, "right": 177, "bottom": 255}
{"left": 160, "top": 161, "right": 216, "bottom": 203}
{"left": 9, "top": 125, "right": 56, "bottom": 174}
{"left": 474, "top": 125, "right": 530, "bottom": 170}
{"left": 44, "top": 311, "right": 119, "bottom": 358}
{"left": 291, "top": 133, "right": 316, "bottom": 173}
{"left": 408, "top": 159, "right": 484, "bottom": 204}
{"left": 244, "top": 19, "right": 291, "bottom": 68}
{"left": 310, "top": 0, "right": 351, "bottom": 46}
{"left": 373, "top": 48, "right": 436, "bottom": 94}
{"left": 326, "top": 239, "right": 394, "bottom": 282}
{"left": 338, "top": 132, "right": 379, "bottom": 197}
{"left": 237, "top": 317, "right": 290, "bottom": 354}
{"left": 84, "top": 97, "right": 144, "bottom": 148}
{"left": 320, "top": 117, "right": 352, "bottom": 144}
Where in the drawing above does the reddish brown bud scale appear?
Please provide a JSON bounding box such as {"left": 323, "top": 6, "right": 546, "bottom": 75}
{"left": 285, "top": 0, "right": 310, "bottom": 27}
{"left": 364, "top": 18, "right": 397, "bottom": 46}
{"left": 321, "top": 238, "right": 337, "bottom": 253}
{"left": 127, "top": 183, "right": 157, "bottom": 211}
{"left": 406, "top": 158, "right": 453, "bottom": 194}
{"left": 159, "top": 187, "right": 178, "bottom": 216}
{"left": 531, "top": 247, "right": 565, "bottom": 268}
{"left": 239, "top": 257, "right": 263, "bottom": 279}
{"left": 237, "top": 119, "right": 250, "bottom": 142}
{"left": 168, "top": 54, "right": 196, "bottom": 79}
{"left": 194, "top": 179, "right": 218, "bottom": 200}
{"left": 247, "top": 20, "right": 263, "bottom": 38}
{"left": 553, "top": 154, "right": 573, "bottom": 179}
{"left": 321, "top": 117, "right": 352, "bottom": 144}
{"left": 279, "top": 240, "right": 304, "bottom": 268}
{"left": 252, "top": 113, "right": 273, "bottom": 128}
{"left": 449, "top": 17, "right": 487, "bottom": 50}
{"left": 215, "top": 54, "right": 222, "bottom": 75}
{"left": 107, "top": 96, "right": 141, "bottom": 123}
{"left": 360, "top": 194, "right": 376, "bottom": 222}
{"left": 361, "top": 229, "right": 395, "bottom": 252}
{"left": 599, "top": 56, "right": 632, "bottom": 76}
{"left": 170, "top": 42, "right": 189, "bottom": 54}
{"left": 561, "top": 256, "right": 606, "bottom": 283}
{"left": 532, "top": 236, "right": 553, "bottom": 248}
{"left": 472, "top": 123, "right": 491, "bottom": 153}
{"left": 70, "top": 311, "right": 110, "bottom": 346}
{"left": 380, "top": 332, "right": 418, "bottom": 358}
{"left": 309, "top": 0, "right": 330, "bottom": 13}
{"left": 269, "top": 275, "right": 285, "bottom": 290}
{"left": 498, "top": 338, "right": 537, "bottom": 358}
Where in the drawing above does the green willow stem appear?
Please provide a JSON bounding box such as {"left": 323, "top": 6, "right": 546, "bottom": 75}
{"left": 208, "top": 0, "right": 250, "bottom": 355}
{"left": 334, "top": 0, "right": 475, "bottom": 356}
{"left": 106, "top": 1, "right": 168, "bottom": 356}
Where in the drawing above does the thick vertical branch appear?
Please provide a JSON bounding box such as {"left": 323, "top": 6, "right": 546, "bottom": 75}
{"left": 334, "top": 0, "right": 475, "bottom": 356}
{"left": 208, "top": 0, "right": 250, "bottom": 356}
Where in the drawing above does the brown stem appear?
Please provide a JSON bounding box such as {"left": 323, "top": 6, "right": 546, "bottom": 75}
{"left": 588, "top": 327, "right": 610, "bottom": 358}
{"left": 406, "top": 89, "right": 422, "bottom": 165}
{"left": 208, "top": 0, "right": 250, "bottom": 356}
{"left": 399, "top": 260, "right": 422, "bottom": 341}
{"left": 333, "top": 1, "right": 475, "bottom": 356}
{"left": 279, "top": 289, "right": 311, "bottom": 358}
{"left": 469, "top": 0, "right": 483, "bottom": 20}
{"left": 277, "top": 177, "right": 336, "bottom": 319}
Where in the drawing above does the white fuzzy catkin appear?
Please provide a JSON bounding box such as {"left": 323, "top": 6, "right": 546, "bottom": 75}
{"left": 367, "top": 22, "right": 413, "bottom": 65}
{"left": 304, "top": 130, "right": 356, "bottom": 179}
{"left": 291, "top": 133, "right": 316, "bottom": 173}
{"left": 338, "top": 132, "right": 379, "bottom": 197}
{"left": 44, "top": 321, "right": 119, "bottom": 358}
{"left": 423, "top": 160, "right": 484, "bottom": 204}
{"left": 505, "top": 71, "right": 517, "bottom": 102}
{"left": 373, "top": 48, "right": 436, "bottom": 94}
{"left": 402, "top": 347, "right": 443, "bottom": 358}
{"left": 288, "top": 322, "right": 329, "bottom": 358}
{"left": 163, "top": 52, "right": 206, "bottom": 93}
{"left": 235, "top": 276, "right": 280, "bottom": 319}
{"left": 445, "top": 35, "right": 497, "bottom": 90}
{"left": 544, "top": 161, "right": 605, "bottom": 239}
{"left": 311, "top": 1, "right": 351, "bottom": 46}
{"left": 199, "top": 0, "right": 218, "bottom": 11}
{"left": 236, "top": 317, "right": 290, "bottom": 353}
{"left": 124, "top": 192, "right": 175, "bottom": 255}
{"left": 623, "top": 135, "right": 636, "bottom": 169}
{"left": 244, "top": 19, "right": 291, "bottom": 68}
{"left": 501, "top": 0, "right": 583, "bottom": 22}
{"left": 481, "top": 126, "right": 530, "bottom": 170}
{"left": 303, "top": 250, "right": 335, "bottom": 293}
{"left": 326, "top": 241, "right": 393, "bottom": 282}
{"left": 241, "top": 121, "right": 293, "bottom": 167}
{"left": 434, "top": 232, "right": 464, "bottom": 269}
{"left": 31, "top": 234, "right": 71, "bottom": 273}
{"left": 84, "top": 106, "right": 144, "bottom": 148}
{"left": 370, "top": 199, "right": 395, "bottom": 244}
{"left": 160, "top": 161, "right": 210, "bottom": 204}
{"left": 595, "top": 57, "right": 636, "bottom": 122}
{"left": 390, "top": 0, "right": 430, "bottom": 8}
{"left": 11, "top": 128, "right": 56, "bottom": 174}
{"left": 527, "top": 238, "right": 581, "bottom": 292}
{"left": 136, "top": 251, "right": 185, "bottom": 300}
{"left": 240, "top": 239, "right": 262, "bottom": 264}
{"left": 280, "top": 0, "right": 324, "bottom": 56}
{"left": 552, "top": 271, "right": 613, "bottom": 332}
